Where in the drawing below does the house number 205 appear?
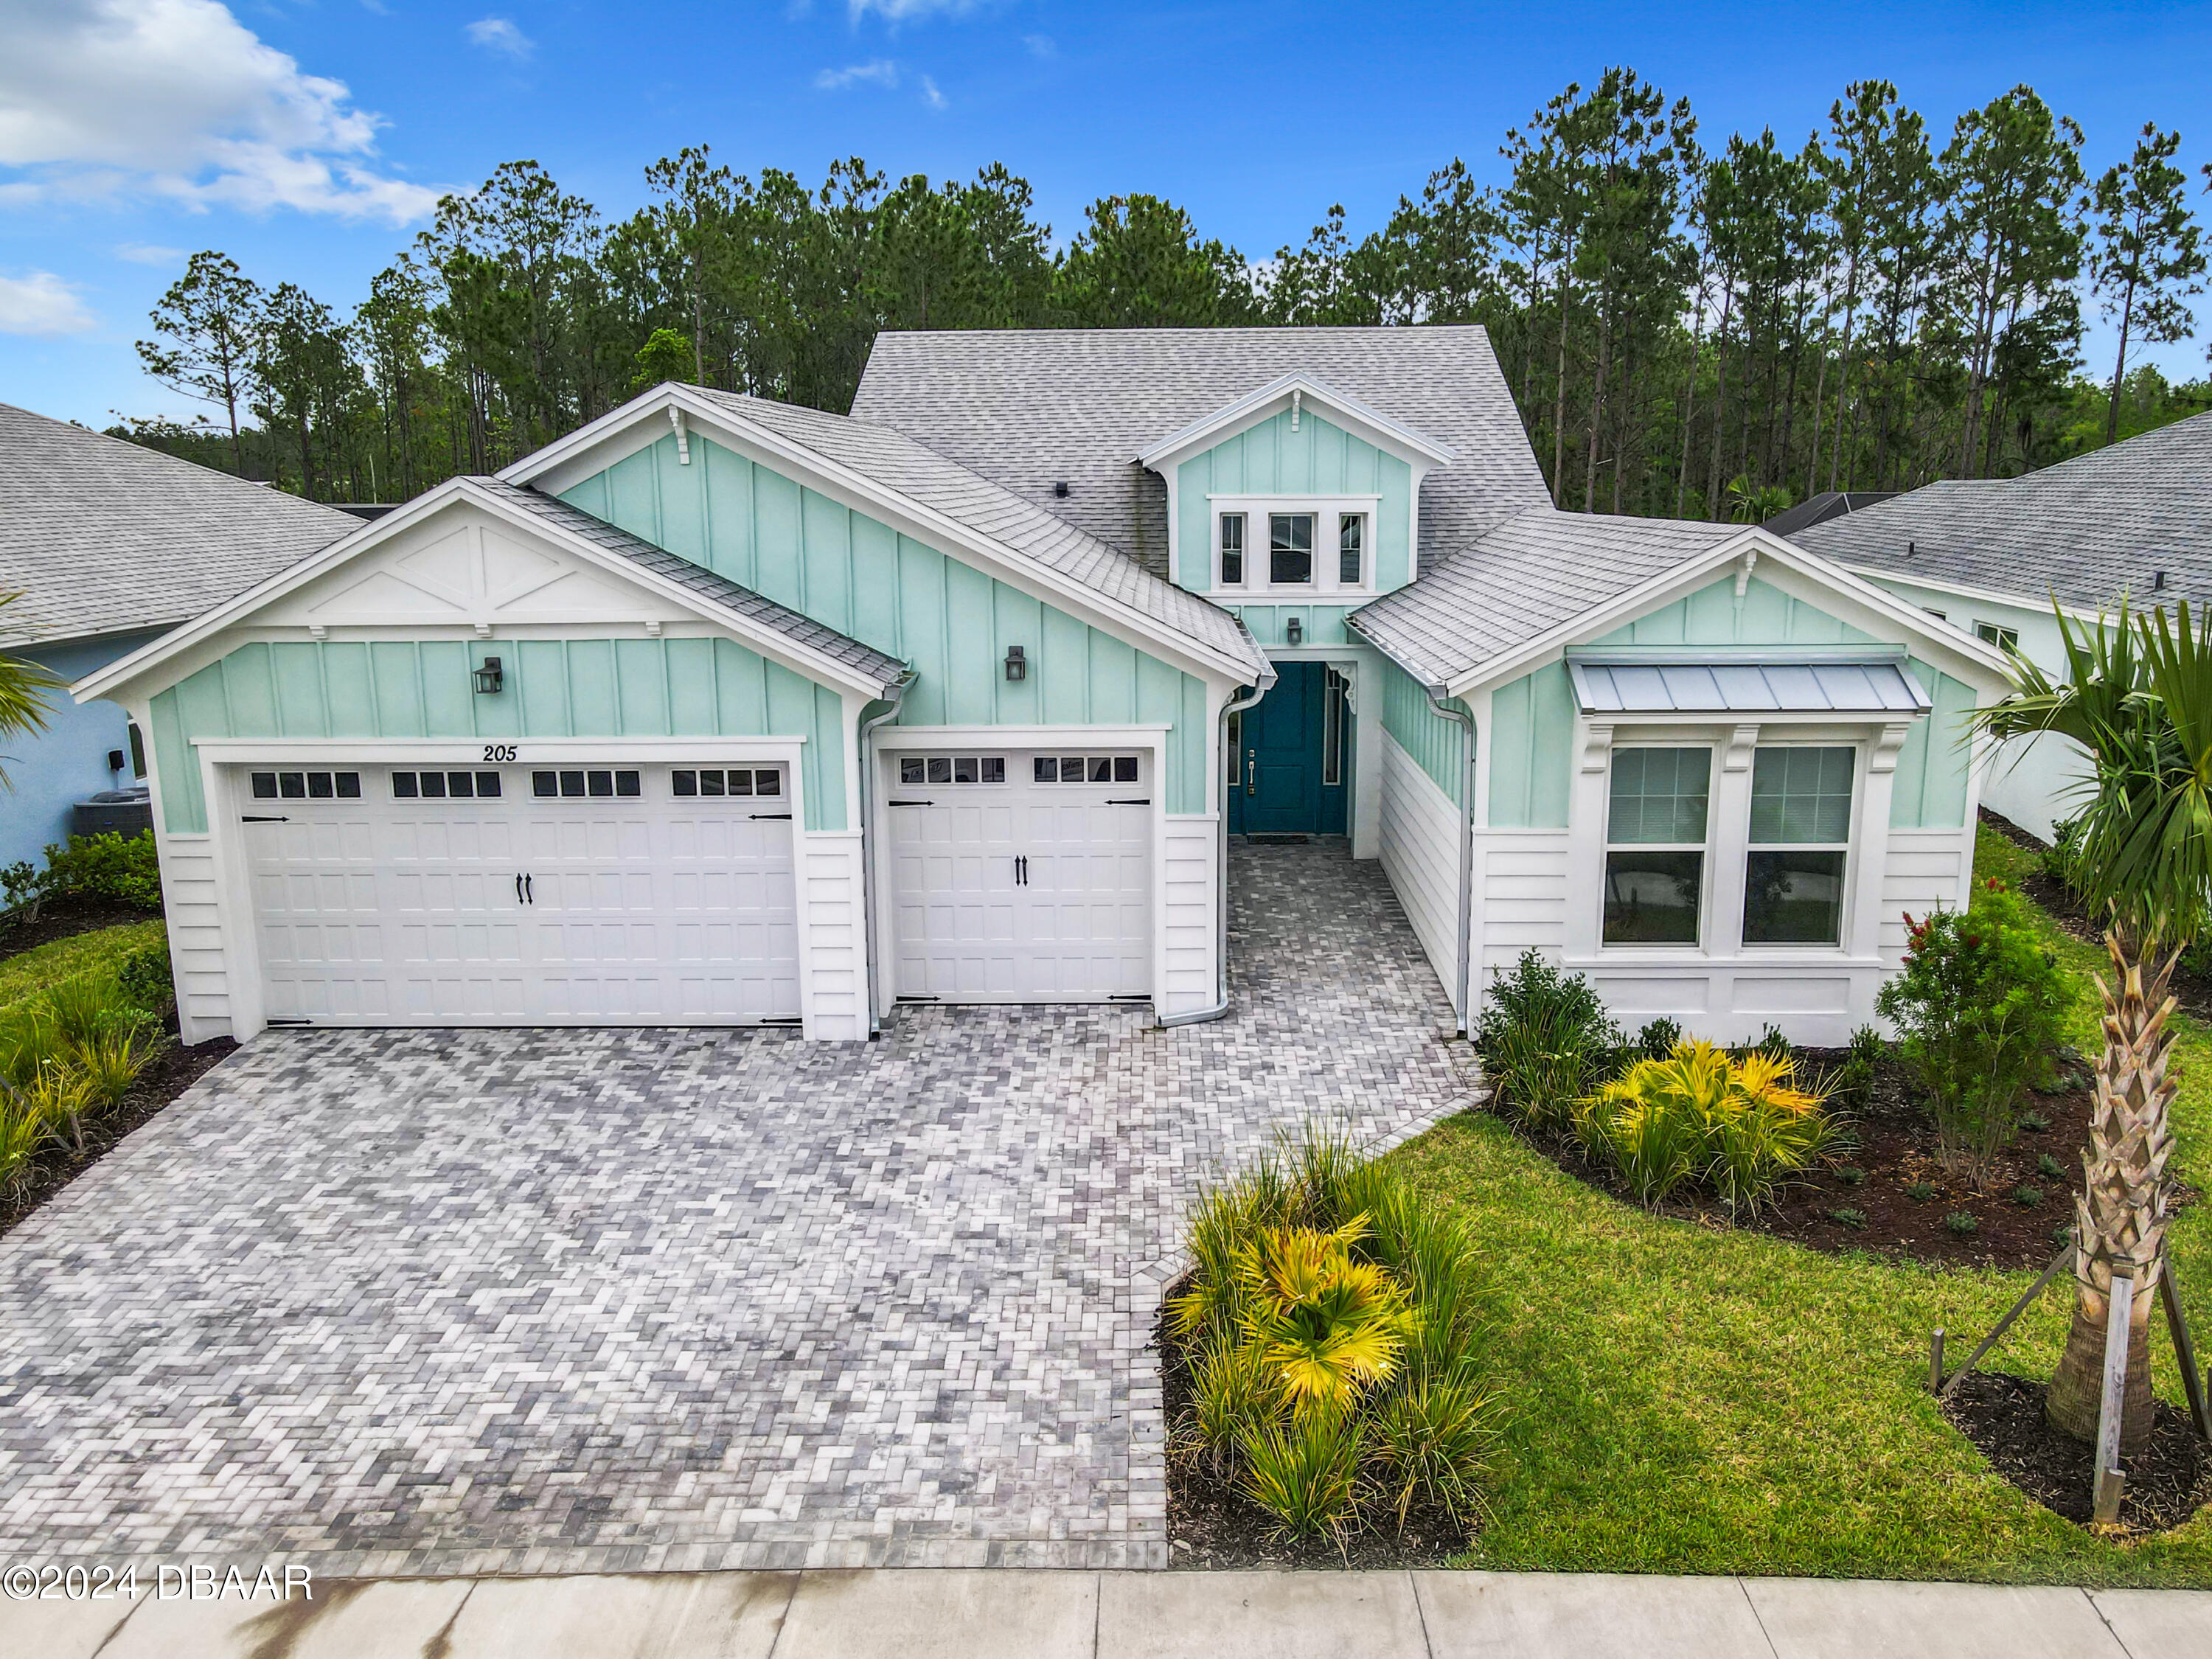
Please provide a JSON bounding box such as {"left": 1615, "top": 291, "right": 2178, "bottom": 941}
{"left": 483, "top": 745, "right": 518, "bottom": 762}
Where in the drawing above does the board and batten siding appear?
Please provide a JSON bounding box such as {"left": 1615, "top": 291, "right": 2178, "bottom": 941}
{"left": 147, "top": 636, "right": 850, "bottom": 833}
{"left": 1370, "top": 655, "right": 1467, "bottom": 1006}
{"left": 1174, "top": 410, "right": 1414, "bottom": 596}
{"left": 561, "top": 432, "right": 1212, "bottom": 814}
{"left": 1484, "top": 578, "right": 1974, "bottom": 832}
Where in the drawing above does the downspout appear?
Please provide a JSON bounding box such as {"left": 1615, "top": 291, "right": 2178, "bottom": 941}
{"left": 1425, "top": 684, "right": 1477, "bottom": 1036}
{"left": 1158, "top": 669, "right": 1276, "bottom": 1029}
{"left": 858, "top": 669, "right": 918, "bottom": 1039}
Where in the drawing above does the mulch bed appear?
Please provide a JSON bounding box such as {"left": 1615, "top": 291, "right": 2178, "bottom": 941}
{"left": 1155, "top": 1276, "right": 1478, "bottom": 1570}
{"left": 0, "top": 1015, "right": 236, "bottom": 1240}
{"left": 1941, "top": 1371, "right": 2211, "bottom": 1535}
{"left": 1506, "top": 1048, "right": 2118, "bottom": 1271}
{"left": 0, "top": 896, "right": 162, "bottom": 966}
{"left": 1982, "top": 807, "right": 2212, "bottom": 1026}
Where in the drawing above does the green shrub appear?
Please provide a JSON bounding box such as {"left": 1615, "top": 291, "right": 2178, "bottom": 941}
{"left": 0, "top": 1091, "right": 51, "bottom": 1197}
{"left": 116, "top": 942, "right": 174, "bottom": 1017}
{"left": 1874, "top": 881, "right": 2073, "bottom": 1189}
{"left": 2041, "top": 815, "right": 2085, "bottom": 894}
{"left": 1472, "top": 951, "right": 1621, "bottom": 1129}
{"left": 1632, "top": 1018, "right": 1683, "bottom": 1061}
{"left": 2018, "top": 1110, "right": 2051, "bottom": 1133}
{"left": 2037, "top": 1152, "right": 2066, "bottom": 1180}
{"left": 2011, "top": 1184, "right": 2044, "bottom": 1208}
{"left": 1576, "top": 1040, "right": 1832, "bottom": 1215}
{"left": 1169, "top": 1131, "right": 1497, "bottom": 1542}
{"left": 1905, "top": 1180, "right": 1936, "bottom": 1203}
{"left": 1739, "top": 1023, "right": 1794, "bottom": 1063}
{"left": 1829, "top": 1208, "right": 1868, "bottom": 1231}
{"left": 1944, "top": 1211, "right": 1979, "bottom": 1236}
{"left": 1832, "top": 1024, "right": 1883, "bottom": 1113}
{"left": 1237, "top": 1411, "right": 1363, "bottom": 1540}
{"left": 4, "top": 833, "right": 163, "bottom": 919}
{"left": 1837, "top": 1165, "right": 1866, "bottom": 1187}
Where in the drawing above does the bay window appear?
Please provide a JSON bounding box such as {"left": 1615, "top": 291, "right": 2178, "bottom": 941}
{"left": 1742, "top": 746, "right": 1854, "bottom": 945}
{"left": 1603, "top": 747, "right": 1710, "bottom": 945}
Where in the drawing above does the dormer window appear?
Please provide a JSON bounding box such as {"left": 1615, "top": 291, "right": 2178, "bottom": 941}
{"left": 1208, "top": 498, "right": 1375, "bottom": 597}
{"left": 1269, "top": 513, "right": 1313, "bottom": 585}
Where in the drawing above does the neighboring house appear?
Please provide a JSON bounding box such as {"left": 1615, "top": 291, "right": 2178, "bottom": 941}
{"left": 0, "top": 403, "right": 358, "bottom": 873}
{"left": 79, "top": 327, "right": 2011, "bottom": 1048}
{"left": 1788, "top": 411, "right": 2212, "bottom": 841}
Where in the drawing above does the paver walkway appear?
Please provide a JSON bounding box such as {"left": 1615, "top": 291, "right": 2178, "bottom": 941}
{"left": 14, "top": 1568, "right": 2211, "bottom": 1659}
{"left": 0, "top": 842, "right": 1475, "bottom": 1577}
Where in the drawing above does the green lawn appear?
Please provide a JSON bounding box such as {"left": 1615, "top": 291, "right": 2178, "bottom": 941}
{"left": 0, "top": 920, "right": 165, "bottom": 1014}
{"left": 1385, "top": 823, "right": 2212, "bottom": 1585}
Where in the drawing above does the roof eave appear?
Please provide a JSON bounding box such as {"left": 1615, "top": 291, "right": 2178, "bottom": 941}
{"left": 1133, "top": 372, "right": 1458, "bottom": 472}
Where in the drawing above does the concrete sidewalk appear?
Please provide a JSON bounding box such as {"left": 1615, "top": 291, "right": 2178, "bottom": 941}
{"left": 13, "top": 1568, "right": 2210, "bottom": 1658}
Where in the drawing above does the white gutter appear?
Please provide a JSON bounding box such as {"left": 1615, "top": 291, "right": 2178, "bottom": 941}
{"left": 858, "top": 669, "right": 919, "bottom": 1038}
{"left": 1424, "top": 684, "right": 1476, "bottom": 1036}
{"left": 1158, "top": 671, "right": 1276, "bottom": 1029}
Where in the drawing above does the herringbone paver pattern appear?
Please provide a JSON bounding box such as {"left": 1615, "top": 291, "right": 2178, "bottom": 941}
{"left": 0, "top": 843, "right": 1472, "bottom": 1575}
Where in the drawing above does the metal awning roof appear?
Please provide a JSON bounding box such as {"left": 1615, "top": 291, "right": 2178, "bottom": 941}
{"left": 1567, "top": 658, "right": 1930, "bottom": 717}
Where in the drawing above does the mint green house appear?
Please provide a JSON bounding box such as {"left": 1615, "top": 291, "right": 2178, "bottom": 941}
{"left": 81, "top": 327, "right": 2013, "bottom": 1046}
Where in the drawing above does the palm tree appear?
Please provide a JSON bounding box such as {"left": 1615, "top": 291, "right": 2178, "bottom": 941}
{"left": 1977, "top": 598, "right": 2207, "bottom": 1453}
{"left": 0, "top": 592, "right": 63, "bottom": 790}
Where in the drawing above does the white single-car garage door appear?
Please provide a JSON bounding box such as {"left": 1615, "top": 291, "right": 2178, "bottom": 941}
{"left": 241, "top": 762, "right": 800, "bottom": 1025}
{"left": 886, "top": 747, "right": 1152, "bottom": 1003}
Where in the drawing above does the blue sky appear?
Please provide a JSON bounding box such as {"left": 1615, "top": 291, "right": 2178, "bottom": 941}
{"left": 4, "top": 0, "right": 2211, "bottom": 430}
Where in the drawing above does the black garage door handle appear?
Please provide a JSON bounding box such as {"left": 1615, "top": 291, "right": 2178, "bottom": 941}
{"left": 750, "top": 813, "right": 793, "bottom": 821}
{"left": 242, "top": 815, "right": 289, "bottom": 823}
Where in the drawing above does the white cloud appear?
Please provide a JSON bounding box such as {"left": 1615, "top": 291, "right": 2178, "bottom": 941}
{"left": 0, "top": 271, "right": 97, "bottom": 335}
{"left": 0, "top": 0, "right": 441, "bottom": 223}
{"left": 1023, "top": 33, "right": 1055, "bottom": 58}
{"left": 919, "top": 75, "right": 946, "bottom": 110}
{"left": 114, "top": 243, "right": 186, "bottom": 265}
{"left": 815, "top": 58, "right": 900, "bottom": 89}
{"left": 464, "top": 18, "right": 532, "bottom": 57}
{"left": 847, "top": 0, "right": 976, "bottom": 19}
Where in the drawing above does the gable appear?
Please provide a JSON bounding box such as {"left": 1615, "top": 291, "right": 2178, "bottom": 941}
{"left": 1589, "top": 576, "right": 1883, "bottom": 650}
{"left": 558, "top": 431, "right": 1217, "bottom": 813}
{"left": 254, "top": 507, "right": 693, "bottom": 633}
{"left": 1172, "top": 410, "right": 1415, "bottom": 594}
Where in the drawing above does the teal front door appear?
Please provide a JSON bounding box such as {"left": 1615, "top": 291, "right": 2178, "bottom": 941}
{"left": 1229, "top": 662, "right": 1349, "bottom": 835}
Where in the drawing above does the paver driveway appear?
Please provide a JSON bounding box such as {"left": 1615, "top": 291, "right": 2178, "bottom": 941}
{"left": 0, "top": 842, "right": 1475, "bottom": 1575}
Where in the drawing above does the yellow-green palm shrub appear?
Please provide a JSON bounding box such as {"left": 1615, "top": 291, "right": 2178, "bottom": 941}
{"left": 1576, "top": 1040, "right": 1831, "bottom": 1215}
{"left": 1168, "top": 1133, "right": 1498, "bottom": 1540}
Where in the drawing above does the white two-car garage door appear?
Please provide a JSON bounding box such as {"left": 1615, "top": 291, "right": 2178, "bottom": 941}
{"left": 886, "top": 748, "right": 1152, "bottom": 1002}
{"left": 241, "top": 762, "right": 800, "bottom": 1025}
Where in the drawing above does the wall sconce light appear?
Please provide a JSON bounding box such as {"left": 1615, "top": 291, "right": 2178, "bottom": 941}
{"left": 1285, "top": 617, "right": 1304, "bottom": 646}
{"left": 1005, "top": 644, "right": 1027, "bottom": 682}
{"left": 473, "top": 655, "right": 504, "bottom": 695}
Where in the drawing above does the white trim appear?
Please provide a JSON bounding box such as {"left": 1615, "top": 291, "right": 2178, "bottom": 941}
{"left": 1842, "top": 563, "right": 2104, "bottom": 625}
{"left": 1203, "top": 497, "right": 1382, "bottom": 598}
{"left": 1437, "top": 527, "right": 2019, "bottom": 700}
{"left": 497, "top": 384, "right": 1265, "bottom": 686}
{"left": 1134, "top": 372, "right": 1458, "bottom": 470}
{"left": 195, "top": 736, "right": 807, "bottom": 765}
{"left": 70, "top": 478, "right": 898, "bottom": 706}
{"left": 866, "top": 723, "right": 1169, "bottom": 1013}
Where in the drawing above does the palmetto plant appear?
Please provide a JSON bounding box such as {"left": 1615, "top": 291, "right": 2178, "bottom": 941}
{"left": 1976, "top": 597, "right": 2208, "bottom": 1451}
{"left": 0, "top": 592, "right": 63, "bottom": 790}
{"left": 1576, "top": 1040, "right": 1830, "bottom": 1214}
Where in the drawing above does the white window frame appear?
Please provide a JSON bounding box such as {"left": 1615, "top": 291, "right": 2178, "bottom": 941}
{"left": 1574, "top": 719, "right": 1890, "bottom": 967}
{"left": 1207, "top": 495, "right": 1380, "bottom": 597}
{"left": 1739, "top": 741, "right": 1857, "bottom": 950}
{"left": 1600, "top": 743, "right": 1715, "bottom": 950}
{"left": 1973, "top": 620, "right": 2020, "bottom": 653}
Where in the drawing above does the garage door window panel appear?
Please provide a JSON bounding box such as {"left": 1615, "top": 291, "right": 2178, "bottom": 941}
{"left": 1603, "top": 747, "right": 1711, "bottom": 947}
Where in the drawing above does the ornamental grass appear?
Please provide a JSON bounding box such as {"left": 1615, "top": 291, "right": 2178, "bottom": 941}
{"left": 1168, "top": 1132, "right": 1498, "bottom": 1543}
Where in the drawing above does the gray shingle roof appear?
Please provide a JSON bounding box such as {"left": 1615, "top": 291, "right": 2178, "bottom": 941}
{"left": 1790, "top": 411, "right": 2212, "bottom": 612}
{"left": 686, "top": 387, "right": 1267, "bottom": 676}
{"left": 846, "top": 327, "right": 1550, "bottom": 580}
{"left": 1349, "top": 508, "right": 1740, "bottom": 688}
{"left": 480, "top": 480, "right": 908, "bottom": 692}
{"left": 0, "top": 400, "right": 357, "bottom": 647}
